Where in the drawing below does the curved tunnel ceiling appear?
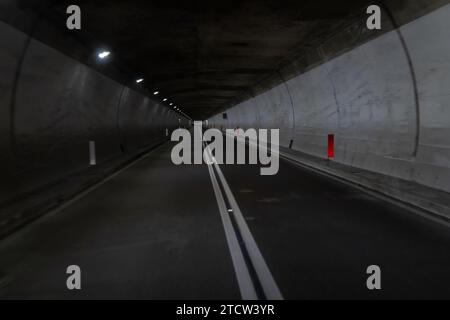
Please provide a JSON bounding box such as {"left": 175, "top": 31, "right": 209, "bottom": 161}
{"left": 12, "top": 0, "right": 386, "bottom": 119}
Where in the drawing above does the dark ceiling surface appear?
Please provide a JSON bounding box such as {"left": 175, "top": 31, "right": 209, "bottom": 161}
{"left": 15, "top": 0, "right": 375, "bottom": 119}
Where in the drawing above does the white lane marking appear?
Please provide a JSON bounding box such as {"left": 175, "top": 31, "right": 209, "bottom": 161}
{"left": 204, "top": 143, "right": 284, "bottom": 300}
{"left": 204, "top": 145, "right": 258, "bottom": 300}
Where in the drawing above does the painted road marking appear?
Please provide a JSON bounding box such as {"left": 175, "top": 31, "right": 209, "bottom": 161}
{"left": 204, "top": 143, "right": 258, "bottom": 300}
{"left": 204, "top": 140, "right": 283, "bottom": 300}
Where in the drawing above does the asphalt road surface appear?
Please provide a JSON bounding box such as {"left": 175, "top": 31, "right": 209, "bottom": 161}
{"left": 1, "top": 140, "right": 450, "bottom": 299}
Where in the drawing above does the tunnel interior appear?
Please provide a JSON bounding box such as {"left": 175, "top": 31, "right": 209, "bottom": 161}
{"left": 1, "top": 0, "right": 450, "bottom": 300}
{"left": 2, "top": 0, "right": 396, "bottom": 119}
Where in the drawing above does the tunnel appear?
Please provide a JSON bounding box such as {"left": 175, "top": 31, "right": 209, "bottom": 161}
{"left": 1, "top": 0, "right": 450, "bottom": 301}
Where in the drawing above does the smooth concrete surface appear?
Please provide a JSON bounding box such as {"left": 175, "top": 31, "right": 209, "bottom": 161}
{"left": 15, "top": 38, "right": 125, "bottom": 192}
{"left": 0, "top": 21, "right": 183, "bottom": 230}
{"left": 0, "top": 21, "right": 28, "bottom": 205}
{"left": 208, "top": 4, "right": 450, "bottom": 193}
{"left": 401, "top": 5, "right": 450, "bottom": 193}
{"left": 1, "top": 141, "right": 450, "bottom": 299}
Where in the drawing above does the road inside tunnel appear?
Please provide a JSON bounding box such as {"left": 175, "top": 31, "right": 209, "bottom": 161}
{"left": 1, "top": 1, "right": 450, "bottom": 305}
{"left": 1, "top": 138, "right": 450, "bottom": 299}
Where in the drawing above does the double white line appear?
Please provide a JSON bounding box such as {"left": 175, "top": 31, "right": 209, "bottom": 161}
{"left": 203, "top": 141, "right": 283, "bottom": 300}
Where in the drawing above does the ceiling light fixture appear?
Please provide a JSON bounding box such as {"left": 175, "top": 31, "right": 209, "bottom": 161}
{"left": 136, "top": 78, "right": 144, "bottom": 83}
{"left": 153, "top": 91, "right": 159, "bottom": 95}
{"left": 98, "top": 51, "right": 110, "bottom": 59}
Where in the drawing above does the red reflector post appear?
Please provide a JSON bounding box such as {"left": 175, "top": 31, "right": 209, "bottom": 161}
{"left": 328, "top": 134, "right": 334, "bottom": 158}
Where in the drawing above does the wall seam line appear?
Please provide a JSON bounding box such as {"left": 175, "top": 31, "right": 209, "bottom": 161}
{"left": 381, "top": 1, "right": 421, "bottom": 159}
{"left": 277, "top": 70, "right": 296, "bottom": 135}
{"left": 9, "top": 14, "right": 42, "bottom": 174}
{"left": 115, "top": 86, "right": 127, "bottom": 152}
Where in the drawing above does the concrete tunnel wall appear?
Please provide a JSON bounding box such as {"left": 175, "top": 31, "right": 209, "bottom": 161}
{"left": 0, "top": 20, "right": 184, "bottom": 206}
{"left": 208, "top": 4, "right": 450, "bottom": 193}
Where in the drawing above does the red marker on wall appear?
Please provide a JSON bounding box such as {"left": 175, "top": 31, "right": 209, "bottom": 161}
{"left": 328, "top": 134, "right": 334, "bottom": 159}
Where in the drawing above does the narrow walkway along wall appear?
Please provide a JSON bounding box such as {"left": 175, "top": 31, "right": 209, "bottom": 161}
{"left": 208, "top": 4, "right": 450, "bottom": 193}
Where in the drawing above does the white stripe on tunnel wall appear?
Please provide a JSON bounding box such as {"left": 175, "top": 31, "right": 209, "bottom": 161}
{"left": 89, "top": 141, "right": 96, "bottom": 166}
